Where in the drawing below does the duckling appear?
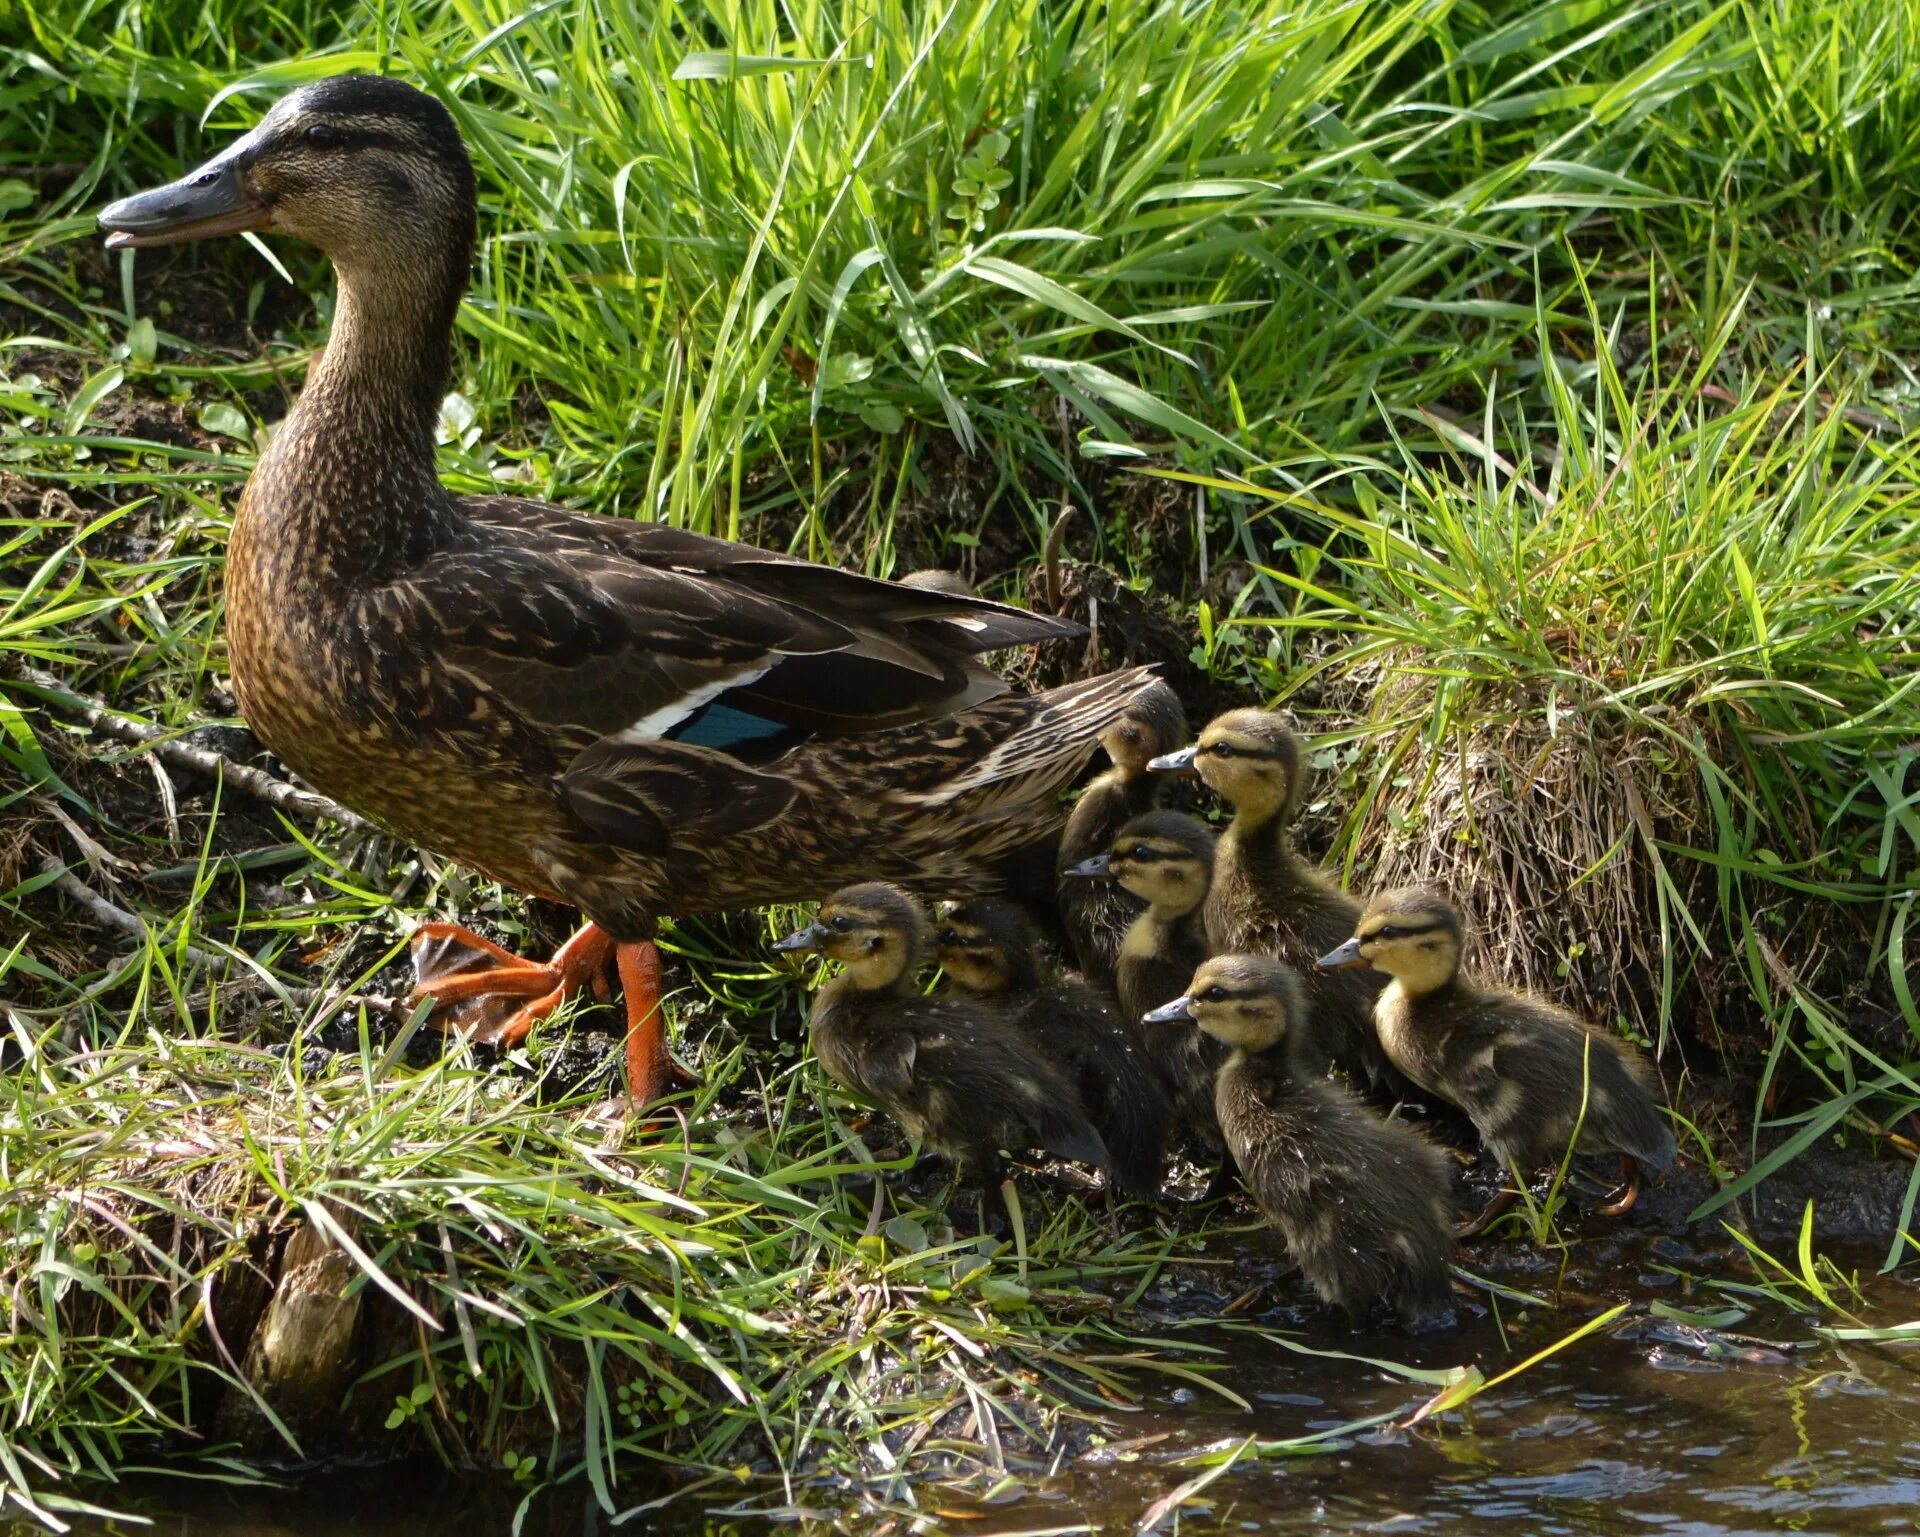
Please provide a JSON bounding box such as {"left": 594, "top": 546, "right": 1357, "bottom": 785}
{"left": 1145, "top": 956, "right": 1456, "bottom": 1330}
{"left": 774, "top": 883, "right": 1109, "bottom": 1228}
{"left": 1055, "top": 679, "right": 1190, "bottom": 991}
{"left": 1064, "top": 811, "right": 1230, "bottom": 1181}
{"left": 1151, "top": 709, "right": 1387, "bottom": 1089}
{"left": 936, "top": 899, "right": 1172, "bottom": 1199}
{"left": 1317, "top": 888, "right": 1677, "bottom": 1229}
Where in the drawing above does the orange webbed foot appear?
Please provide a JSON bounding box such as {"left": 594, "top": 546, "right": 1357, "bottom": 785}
{"left": 410, "top": 921, "right": 616, "bottom": 1046}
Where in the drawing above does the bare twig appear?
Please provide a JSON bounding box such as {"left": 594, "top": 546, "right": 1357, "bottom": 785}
{"left": 20, "top": 668, "right": 371, "bottom": 832}
{"left": 38, "top": 855, "right": 401, "bottom": 1023}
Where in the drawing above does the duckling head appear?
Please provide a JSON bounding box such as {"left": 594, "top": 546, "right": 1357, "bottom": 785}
{"left": 1316, "top": 887, "right": 1464, "bottom": 995}
{"left": 100, "top": 76, "right": 476, "bottom": 318}
{"left": 1144, "top": 954, "right": 1307, "bottom": 1054}
{"left": 773, "top": 882, "right": 930, "bottom": 992}
{"left": 934, "top": 899, "right": 1044, "bottom": 994}
{"left": 1154, "top": 709, "right": 1305, "bottom": 827}
{"left": 1064, "top": 809, "right": 1214, "bottom": 919}
{"left": 1098, "top": 677, "right": 1189, "bottom": 778}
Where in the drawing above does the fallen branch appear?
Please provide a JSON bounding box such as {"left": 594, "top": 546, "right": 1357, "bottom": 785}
{"left": 38, "top": 855, "right": 402, "bottom": 1024}
{"left": 21, "top": 667, "right": 371, "bottom": 832}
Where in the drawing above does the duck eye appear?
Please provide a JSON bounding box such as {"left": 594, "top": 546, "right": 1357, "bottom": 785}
{"left": 1209, "top": 742, "right": 1234, "bottom": 758}
{"left": 304, "top": 122, "right": 344, "bottom": 148}
{"left": 829, "top": 913, "right": 855, "bottom": 933}
{"left": 1129, "top": 845, "right": 1152, "bottom": 860}
{"left": 1201, "top": 986, "right": 1227, "bottom": 1002}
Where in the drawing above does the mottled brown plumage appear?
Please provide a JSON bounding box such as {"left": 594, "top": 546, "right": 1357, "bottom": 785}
{"left": 1055, "top": 679, "right": 1188, "bottom": 992}
{"left": 1146, "top": 956, "right": 1456, "bottom": 1329}
{"left": 776, "top": 885, "right": 1109, "bottom": 1224}
{"left": 1320, "top": 889, "right": 1676, "bottom": 1182}
{"left": 936, "top": 899, "right": 1171, "bottom": 1199}
{"left": 1155, "top": 709, "right": 1388, "bottom": 1089}
{"left": 99, "top": 78, "right": 1157, "bottom": 1096}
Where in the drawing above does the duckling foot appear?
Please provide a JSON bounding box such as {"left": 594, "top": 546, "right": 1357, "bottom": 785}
{"left": 1598, "top": 1156, "right": 1643, "bottom": 1217}
{"left": 1455, "top": 1186, "right": 1520, "bottom": 1239}
{"left": 410, "top": 921, "right": 617, "bottom": 1046}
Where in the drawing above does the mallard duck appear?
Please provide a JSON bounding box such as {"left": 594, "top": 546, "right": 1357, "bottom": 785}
{"left": 1063, "top": 810, "right": 1230, "bottom": 1180}
{"left": 1151, "top": 709, "right": 1388, "bottom": 1089}
{"left": 98, "top": 76, "right": 1154, "bottom": 1104}
{"left": 1055, "top": 677, "right": 1189, "bottom": 991}
{"left": 1145, "top": 955, "right": 1456, "bottom": 1330}
{"left": 1317, "top": 888, "right": 1677, "bottom": 1229}
{"left": 935, "top": 898, "right": 1171, "bottom": 1199}
{"left": 774, "top": 883, "right": 1109, "bottom": 1226}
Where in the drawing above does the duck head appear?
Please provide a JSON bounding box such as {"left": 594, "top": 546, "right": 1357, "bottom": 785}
{"left": 1144, "top": 953, "right": 1307, "bottom": 1053}
{"left": 1155, "top": 708, "right": 1305, "bottom": 827}
{"left": 1064, "top": 808, "right": 1214, "bottom": 920}
{"left": 773, "top": 882, "right": 930, "bottom": 992}
{"left": 1099, "top": 677, "right": 1189, "bottom": 778}
{"left": 1317, "top": 886, "right": 1465, "bottom": 996}
{"left": 934, "top": 899, "right": 1044, "bottom": 994}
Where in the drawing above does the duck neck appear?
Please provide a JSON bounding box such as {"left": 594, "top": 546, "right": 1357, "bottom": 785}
{"left": 245, "top": 243, "right": 468, "bottom": 586}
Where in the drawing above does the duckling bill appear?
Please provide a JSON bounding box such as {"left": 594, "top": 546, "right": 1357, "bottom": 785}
{"left": 1319, "top": 888, "right": 1677, "bottom": 1229}
{"left": 776, "top": 883, "right": 1109, "bottom": 1229}
{"left": 1147, "top": 956, "right": 1456, "bottom": 1330}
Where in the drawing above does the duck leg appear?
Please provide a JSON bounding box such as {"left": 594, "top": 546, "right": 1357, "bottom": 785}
{"left": 1598, "top": 1155, "right": 1644, "bottom": 1217}
{"left": 410, "top": 921, "right": 617, "bottom": 1045}
{"left": 1455, "top": 1185, "right": 1520, "bottom": 1238}
{"left": 411, "top": 923, "right": 687, "bottom": 1106}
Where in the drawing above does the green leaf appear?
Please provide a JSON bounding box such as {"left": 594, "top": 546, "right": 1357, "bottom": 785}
{"left": 857, "top": 401, "right": 905, "bottom": 433}
{"left": 62, "top": 367, "right": 123, "bottom": 436}
{"left": 198, "top": 401, "right": 251, "bottom": 442}
{"left": 673, "top": 52, "right": 838, "bottom": 80}
{"left": 125, "top": 318, "right": 157, "bottom": 366}
{"left": 966, "top": 256, "right": 1192, "bottom": 364}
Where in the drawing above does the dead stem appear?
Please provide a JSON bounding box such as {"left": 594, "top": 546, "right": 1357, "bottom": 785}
{"left": 37, "top": 855, "right": 401, "bottom": 1023}
{"left": 22, "top": 667, "right": 371, "bottom": 832}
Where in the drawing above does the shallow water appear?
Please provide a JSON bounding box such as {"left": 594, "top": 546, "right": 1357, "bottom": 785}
{"left": 13, "top": 1246, "right": 1917, "bottom": 1537}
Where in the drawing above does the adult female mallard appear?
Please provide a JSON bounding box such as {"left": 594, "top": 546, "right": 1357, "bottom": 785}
{"left": 1054, "top": 677, "right": 1188, "bottom": 992}
{"left": 98, "top": 75, "right": 1152, "bottom": 1104}
{"left": 774, "top": 883, "right": 1109, "bottom": 1228}
{"left": 1145, "top": 955, "right": 1456, "bottom": 1330}
{"left": 935, "top": 898, "right": 1171, "bottom": 1199}
{"left": 1151, "top": 709, "right": 1389, "bottom": 1089}
{"left": 1318, "top": 888, "right": 1677, "bottom": 1230}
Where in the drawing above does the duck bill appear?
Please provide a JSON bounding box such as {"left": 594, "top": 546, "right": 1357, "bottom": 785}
{"left": 1147, "top": 745, "right": 1198, "bottom": 777}
{"left": 771, "top": 923, "right": 825, "bottom": 954}
{"left": 98, "top": 145, "right": 271, "bottom": 250}
{"left": 1062, "top": 853, "right": 1112, "bottom": 879}
{"left": 1142, "top": 995, "right": 1195, "bottom": 1025}
{"left": 1315, "top": 937, "right": 1367, "bottom": 972}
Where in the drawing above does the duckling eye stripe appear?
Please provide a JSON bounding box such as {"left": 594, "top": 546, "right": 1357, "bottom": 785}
{"left": 1369, "top": 920, "right": 1447, "bottom": 941}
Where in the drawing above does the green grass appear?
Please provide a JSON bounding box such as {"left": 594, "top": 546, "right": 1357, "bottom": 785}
{"left": 4, "top": 0, "right": 1920, "bottom": 1523}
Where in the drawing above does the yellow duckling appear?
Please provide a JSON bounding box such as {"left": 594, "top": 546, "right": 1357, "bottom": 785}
{"left": 1151, "top": 709, "right": 1387, "bottom": 1088}
{"left": 1064, "top": 810, "right": 1232, "bottom": 1191}
{"left": 774, "top": 883, "right": 1109, "bottom": 1228}
{"left": 936, "top": 899, "right": 1172, "bottom": 1199}
{"left": 1146, "top": 955, "right": 1457, "bottom": 1329}
{"left": 1318, "top": 888, "right": 1677, "bottom": 1230}
{"left": 1055, "top": 678, "right": 1190, "bottom": 991}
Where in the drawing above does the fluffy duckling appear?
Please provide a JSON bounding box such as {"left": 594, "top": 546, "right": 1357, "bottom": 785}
{"left": 1145, "top": 956, "right": 1456, "bottom": 1330}
{"left": 1055, "top": 679, "right": 1190, "bottom": 992}
{"left": 775, "top": 883, "right": 1109, "bottom": 1227}
{"left": 1152, "top": 709, "right": 1387, "bottom": 1088}
{"left": 1064, "top": 810, "right": 1230, "bottom": 1176}
{"left": 936, "top": 899, "right": 1172, "bottom": 1199}
{"left": 1318, "top": 888, "right": 1677, "bottom": 1227}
